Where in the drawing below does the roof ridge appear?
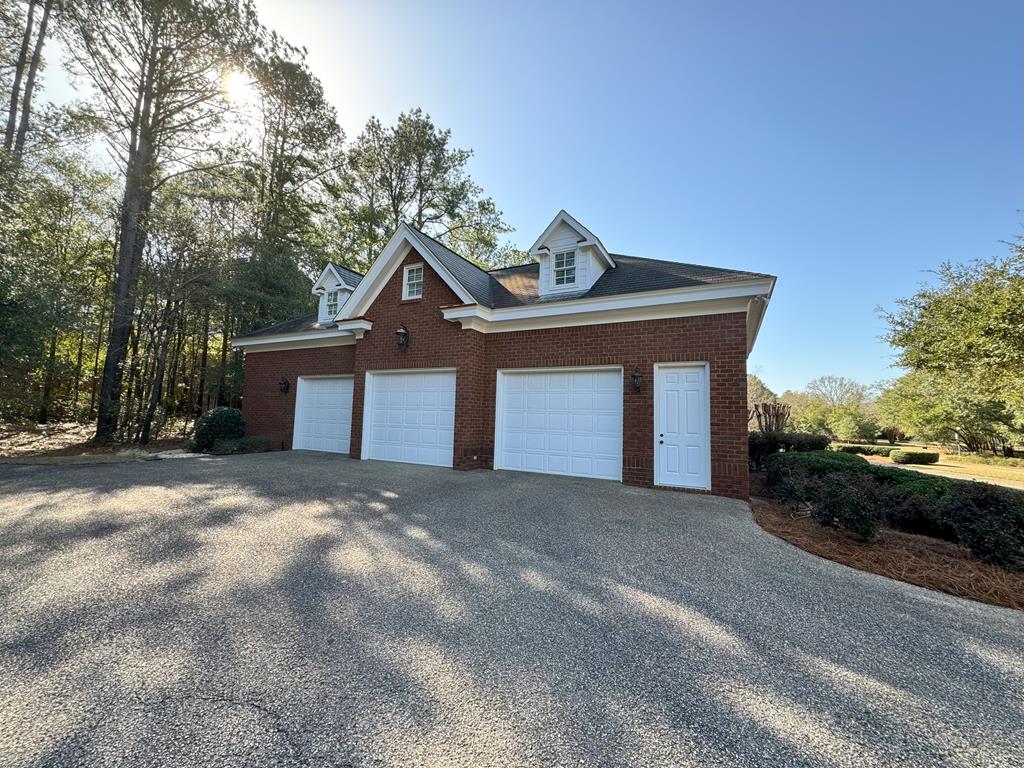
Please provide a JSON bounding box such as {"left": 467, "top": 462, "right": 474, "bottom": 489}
{"left": 610, "top": 252, "right": 772, "bottom": 278}
{"left": 404, "top": 224, "right": 493, "bottom": 280}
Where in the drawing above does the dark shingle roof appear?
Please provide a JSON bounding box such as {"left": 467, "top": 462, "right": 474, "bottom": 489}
{"left": 329, "top": 263, "right": 364, "bottom": 287}
{"left": 237, "top": 313, "right": 321, "bottom": 339}
{"left": 487, "top": 254, "right": 771, "bottom": 308}
{"left": 238, "top": 227, "right": 772, "bottom": 340}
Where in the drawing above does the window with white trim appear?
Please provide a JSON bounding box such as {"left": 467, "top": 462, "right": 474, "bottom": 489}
{"left": 326, "top": 290, "right": 340, "bottom": 316}
{"left": 553, "top": 250, "right": 576, "bottom": 286}
{"left": 403, "top": 263, "right": 424, "bottom": 300}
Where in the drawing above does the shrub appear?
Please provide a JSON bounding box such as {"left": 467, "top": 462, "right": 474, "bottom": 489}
{"left": 834, "top": 444, "right": 894, "bottom": 457}
{"left": 209, "top": 436, "right": 272, "bottom": 455}
{"left": 890, "top": 450, "right": 940, "bottom": 465}
{"left": 882, "top": 479, "right": 957, "bottom": 541}
{"left": 808, "top": 472, "right": 883, "bottom": 542}
{"left": 749, "top": 431, "right": 831, "bottom": 470}
{"left": 193, "top": 407, "right": 245, "bottom": 452}
{"left": 938, "top": 483, "right": 1024, "bottom": 570}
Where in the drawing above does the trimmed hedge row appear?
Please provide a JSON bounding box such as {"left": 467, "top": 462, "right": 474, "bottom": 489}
{"left": 748, "top": 431, "right": 830, "bottom": 470}
{"left": 833, "top": 444, "right": 894, "bottom": 457}
{"left": 891, "top": 450, "right": 940, "bottom": 465}
{"left": 764, "top": 451, "right": 1024, "bottom": 569}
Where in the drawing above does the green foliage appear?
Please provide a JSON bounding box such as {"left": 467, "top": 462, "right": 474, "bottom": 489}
{"left": 765, "top": 449, "right": 1024, "bottom": 569}
{"left": 193, "top": 407, "right": 245, "bottom": 452}
{"left": 209, "top": 435, "right": 272, "bottom": 455}
{"left": 808, "top": 473, "right": 882, "bottom": 542}
{"left": 951, "top": 453, "right": 1024, "bottom": 469}
{"left": 748, "top": 431, "right": 830, "bottom": 470}
{"left": 833, "top": 444, "right": 893, "bottom": 457}
{"left": 938, "top": 483, "right": 1024, "bottom": 570}
{"left": 890, "top": 450, "right": 940, "bottom": 465}
{"left": 826, "top": 405, "right": 880, "bottom": 442}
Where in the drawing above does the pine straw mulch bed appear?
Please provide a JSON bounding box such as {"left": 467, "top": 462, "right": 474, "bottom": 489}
{"left": 0, "top": 421, "right": 187, "bottom": 459}
{"left": 749, "top": 473, "right": 1024, "bottom": 611}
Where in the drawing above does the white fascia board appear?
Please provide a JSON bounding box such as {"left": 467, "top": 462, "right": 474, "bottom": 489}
{"left": 334, "top": 318, "right": 373, "bottom": 339}
{"left": 529, "top": 209, "right": 615, "bottom": 268}
{"left": 452, "top": 297, "right": 751, "bottom": 333}
{"left": 444, "top": 278, "right": 774, "bottom": 325}
{"left": 339, "top": 224, "right": 475, "bottom": 319}
{"left": 312, "top": 263, "right": 356, "bottom": 295}
{"left": 232, "top": 331, "right": 356, "bottom": 352}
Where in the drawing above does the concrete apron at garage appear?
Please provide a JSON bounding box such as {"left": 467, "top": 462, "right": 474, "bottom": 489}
{"left": 0, "top": 452, "right": 1021, "bottom": 768}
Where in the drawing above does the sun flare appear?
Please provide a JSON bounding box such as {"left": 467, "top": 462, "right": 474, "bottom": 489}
{"left": 222, "top": 69, "right": 253, "bottom": 103}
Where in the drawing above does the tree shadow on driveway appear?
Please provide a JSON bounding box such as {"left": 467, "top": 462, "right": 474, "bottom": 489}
{"left": 0, "top": 452, "right": 1022, "bottom": 767}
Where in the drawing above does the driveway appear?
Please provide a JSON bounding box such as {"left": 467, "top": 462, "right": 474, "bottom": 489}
{"left": 0, "top": 453, "right": 1021, "bottom": 767}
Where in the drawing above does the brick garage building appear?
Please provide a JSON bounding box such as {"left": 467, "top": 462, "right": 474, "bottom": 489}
{"left": 235, "top": 212, "right": 774, "bottom": 501}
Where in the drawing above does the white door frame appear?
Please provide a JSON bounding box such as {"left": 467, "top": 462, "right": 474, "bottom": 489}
{"left": 360, "top": 368, "right": 458, "bottom": 463}
{"left": 292, "top": 374, "right": 354, "bottom": 453}
{"left": 653, "top": 362, "right": 711, "bottom": 489}
{"left": 494, "top": 365, "right": 624, "bottom": 480}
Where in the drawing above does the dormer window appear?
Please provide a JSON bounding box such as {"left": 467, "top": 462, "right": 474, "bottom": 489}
{"left": 326, "top": 290, "right": 340, "bottom": 316}
{"left": 403, "top": 263, "right": 424, "bottom": 300}
{"left": 554, "top": 250, "right": 576, "bottom": 286}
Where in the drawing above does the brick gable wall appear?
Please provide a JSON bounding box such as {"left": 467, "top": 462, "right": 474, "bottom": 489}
{"left": 240, "top": 252, "right": 749, "bottom": 500}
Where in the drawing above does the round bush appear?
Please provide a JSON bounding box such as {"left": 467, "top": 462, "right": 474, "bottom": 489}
{"left": 890, "top": 450, "right": 940, "bottom": 465}
{"left": 194, "top": 407, "right": 245, "bottom": 452}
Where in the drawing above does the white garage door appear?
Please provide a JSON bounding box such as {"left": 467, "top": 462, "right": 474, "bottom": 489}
{"left": 364, "top": 370, "right": 456, "bottom": 467}
{"left": 496, "top": 368, "right": 623, "bottom": 480}
{"left": 292, "top": 376, "right": 353, "bottom": 453}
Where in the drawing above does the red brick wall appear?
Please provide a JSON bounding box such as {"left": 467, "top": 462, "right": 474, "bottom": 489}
{"left": 349, "top": 252, "right": 490, "bottom": 469}
{"left": 240, "top": 255, "right": 750, "bottom": 500}
{"left": 483, "top": 314, "right": 749, "bottom": 500}
{"left": 241, "top": 345, "right": 355, "bottom": 451}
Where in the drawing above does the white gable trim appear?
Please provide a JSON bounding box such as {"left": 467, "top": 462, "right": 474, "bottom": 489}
{"left": 530, "top": 210, "right": 615, "bottom": 268}
{"left": 232, "top": 330, "right": 357, "bottom": 351}
{"left": 312, "top": 263, "right": 356, "bottom": 294}
{"left": 339, "top": 223, "right": 476, "bottom": 319}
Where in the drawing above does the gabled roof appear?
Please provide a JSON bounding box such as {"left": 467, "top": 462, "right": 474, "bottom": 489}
{"left": 312, "top": 262, "right": 364, "bottom": 293}
{"left": 529, "top": 210, "right": 614, "bottom": 268}
{"left": 403, "top": 227, "right": 519, "bottom": 308}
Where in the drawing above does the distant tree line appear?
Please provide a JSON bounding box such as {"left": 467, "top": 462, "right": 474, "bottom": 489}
{"left": 0, "top": 0, "right": 528, "bottom": 443}
{"left": 748, "top": 239, "right": 1024, "bottom": 455}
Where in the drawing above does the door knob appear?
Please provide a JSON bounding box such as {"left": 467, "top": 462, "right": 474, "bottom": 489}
{"left": 659, "top": 440, "right": 664, "bottom": 444}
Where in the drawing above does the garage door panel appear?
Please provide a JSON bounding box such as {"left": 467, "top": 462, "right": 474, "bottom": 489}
{"left": 498, "top": 369, "right": 622, "bottom": 481}
{"left": 365, "top": 371, "right": 455, "bottom": 468}
{"left": 293, "top": 377, "right": 353, "bottom": 454}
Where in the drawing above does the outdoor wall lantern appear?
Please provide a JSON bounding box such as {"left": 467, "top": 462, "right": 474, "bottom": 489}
{"left": 278, "top": 377, "right": 290, "bottom": 394}
{"left": 396, "top": 324, "right": 410, "bottom": 351}
{"left": 631, "top": 370, "right": 643, "bottom": 392}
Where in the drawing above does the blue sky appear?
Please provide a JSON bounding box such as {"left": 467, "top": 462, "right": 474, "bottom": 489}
{"left": 50, "top": 1, "right": 1024, "bottom": 394}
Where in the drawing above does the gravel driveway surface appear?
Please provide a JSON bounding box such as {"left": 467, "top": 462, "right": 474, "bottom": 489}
{"left": 1, "top": 452, "right": 1021, "bottom": 767}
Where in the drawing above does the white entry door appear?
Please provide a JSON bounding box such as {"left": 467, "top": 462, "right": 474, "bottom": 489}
{"left": 655, "top": 365, "right": 710, "bottom": 489}
{"left": 496, "top": 368, "right": 623, "bottom": 480}
{"left": 292, "top": 376, "right": 353, "bottom": 453}
{"left": 364, "top": 370, "right": 456, "bottom": 467}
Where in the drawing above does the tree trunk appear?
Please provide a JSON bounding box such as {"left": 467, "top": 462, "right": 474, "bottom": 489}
{"left": 12, "top": 0, "right": 53, "bottom": 164}
{"left": 88, "top": 295, "right": 108, "bottom": 419}
{"left": 3, "top": 0, "right": 36, "bottom": 154}
{"left": 72, "top": 324, "right": 86, "bottom": 418}
{"left": 95, "top": 132, "right": 155, "bottom": 442}
{"left": 37, "top": 328, "right": 58, "bottom": 423}
{"left": 140, "top": 298, "right": 177, "bottom": 444}
{"left": 195, "top": 306, "right": 209, "bottom": 415}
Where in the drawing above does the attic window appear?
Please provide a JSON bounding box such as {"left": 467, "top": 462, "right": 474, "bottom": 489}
{"left": 554, "top": 250, "right": 576, "bottom": 286}
{"left": 326, "top": 290, "right": 340, "bottom": 316}
{"left": 403, "top": 263, "right": 424, "bottom": 300}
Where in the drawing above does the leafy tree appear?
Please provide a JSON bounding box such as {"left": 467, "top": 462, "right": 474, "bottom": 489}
{"left": 884, "top": 242, "right": 1024, "bottom": 413}
{"left": 805, "top": 375, "right": 868, "bottom": 409}
{"left": 337, "top": 108, "right": 511, "bottom": 268}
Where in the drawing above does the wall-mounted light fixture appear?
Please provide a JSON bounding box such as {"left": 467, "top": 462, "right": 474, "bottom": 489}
{"left": 396, "top": 324, "right": 410, "bottom": 351}
{"left": 631, "top": 370, "right": 643, "bottom": 392}
{"left": 278, "top": 377, "right": 290, "bottom": 394}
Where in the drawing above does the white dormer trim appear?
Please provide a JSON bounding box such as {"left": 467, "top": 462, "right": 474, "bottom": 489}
{"left": 529, "top": 210, "right": 615, "bottom": 268}
{"left": 340, "top": 223, "right": 476, "bottom": 319}
{"left": 311, "top": 263, "right": 357, "bottom": 294}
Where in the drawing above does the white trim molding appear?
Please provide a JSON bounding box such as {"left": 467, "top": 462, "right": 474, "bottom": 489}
{"left": 334, "top": 318, "right": 373, "bottom": 340}
{"left": 232, "top": 331, "right": 357, "bottom": 352}
{"left": 341, "top": 224, "right": 476, "bottom": 319}
{"left": 530, "top": 210, "right": 615, "bottom": 268}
